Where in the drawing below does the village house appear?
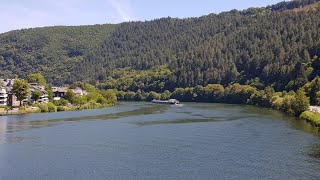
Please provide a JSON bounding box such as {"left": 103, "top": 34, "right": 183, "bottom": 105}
{"left": 0, "top": 88, "right": 8, "bottom": 106}
{"left": 0, "top": 79, "right": 15, "bottom": 87}
{"left": 0, "top": 79, "right": 19, "bottom": 107}
{"left": 71, "top": 88, "right": 88, "bottom": 96}
{"left": 52, "top": 87, "right": 68, "bottom": 100}
{"left": 25, "top": 83, "right": 49, "bottom": 104}
{"left": 3, "top": 87, "right": 18, "bottom": 107}
{"left": 1, "top": 78, "right": 88, "bottom": 106}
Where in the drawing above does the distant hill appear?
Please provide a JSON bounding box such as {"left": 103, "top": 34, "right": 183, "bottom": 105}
{"left": 0, "top": 25, "right": 116, "bottom": 84}
{"left": 1, "top": 0, "right": 320, "bottom": 89}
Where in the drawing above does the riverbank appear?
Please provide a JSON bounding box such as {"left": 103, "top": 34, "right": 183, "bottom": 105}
{"left": 2, "top": 99, "right": 320, "bottom": 129}
{"left": 300, "top": 111, "right": 320, "bottom": 127}
{"left": 0, "top": 107, "right": 20, "bottom": 115}
{"left": 299, "top": 106, "right": 320, "bottom": 127}
{"left": 0, "top": 102, "right": 115, "bottom": 116}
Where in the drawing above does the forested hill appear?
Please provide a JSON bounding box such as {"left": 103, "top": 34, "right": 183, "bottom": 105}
{"left": 0, "top": 25, "right": 116, "bottom": 84}
{"left": 1, "top": 0, "right": 320, "bottom": 89}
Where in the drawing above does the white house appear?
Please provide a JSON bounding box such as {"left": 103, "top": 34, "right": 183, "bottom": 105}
{"left": 71, "top": 88, "right": 88, "bottom": 96}
{"left": 0, "top": 88, "right": 8, "bottom": 106}
{"left": 26, "top": 84, "right": 49, "bottom": 104}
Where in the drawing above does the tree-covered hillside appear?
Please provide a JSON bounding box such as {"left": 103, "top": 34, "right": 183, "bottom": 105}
{"left": 0, "top": 25, "right": 116, "bottom": 84}
{"left": 0, "top": 0, "right": 320, "bottom": 90}
{"left": 76, "top": 0, "right": 320, "bottom": 90}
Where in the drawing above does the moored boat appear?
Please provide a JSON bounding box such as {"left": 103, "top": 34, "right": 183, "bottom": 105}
{"left": 151, "top": 99, "right": 179, "bottom": 105}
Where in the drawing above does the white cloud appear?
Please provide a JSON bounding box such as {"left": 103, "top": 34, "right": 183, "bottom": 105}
{"left": 107, "top": 0, "right": 134, "bottom": 22}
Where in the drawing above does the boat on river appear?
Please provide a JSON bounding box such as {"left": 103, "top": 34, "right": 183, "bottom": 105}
{"left": 151, "top": 99, "right": 180, "bottom": 105}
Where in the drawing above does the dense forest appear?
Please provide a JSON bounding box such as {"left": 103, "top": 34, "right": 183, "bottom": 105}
{"left": 0, "top": 0, "right": 320, "bottom": 91}
{"left": 0, "top": 25, "right": 116, "bottom": 84}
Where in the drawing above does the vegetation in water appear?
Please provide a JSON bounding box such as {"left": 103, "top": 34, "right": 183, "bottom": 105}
{"left": 300, "top": 111, "right": 320, "bottom": 126}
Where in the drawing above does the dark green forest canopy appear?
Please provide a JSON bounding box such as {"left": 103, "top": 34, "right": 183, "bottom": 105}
{"left": 1, "top": 0, "right": 320, "bottom": 90}
{"left": 0, "top": 25, "right": 117, "bottom": 84}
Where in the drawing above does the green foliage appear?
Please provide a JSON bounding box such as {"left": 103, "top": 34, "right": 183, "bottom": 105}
{"left": 201, "top": 84, "right": 225, "bottom": 102}
{"left": 267, "top": 0, "right": 319, "bottom": 11}
{"left": 77, "top": 3, "right": 320, "bottom": 89}
{"left": 57, "top": 106, "right": 66, "bottom": 112}
{"left": 80, "top": 100, "right": 102, "bottom": 110}
{"left": 86, "top": 91, "right": 101, "bottom": 102}
{"left": 98, "top": 66, "right": 173, "bottom": 92}
{"left": 271, "top": 95, "right": 285, "bottom": 110}
{"left": 101, "top": 89, "right": 117, "bottom": 105}
{"left": 31, "top": 90, "right": 41, "bottom": 103}
{"left": 174, "top": 88, "right": 197, "bottom": 102}
{"left": 245, "top": 78, "right": 265, "bottom": 89}
{"left": 70, "top": 82, "right": 85, "bottom": 90}
{"left": 96, "top": 95, "right": 108, "bottom": 105}
{"left": 124, "top": 91, "right": 136, "bottom": 101}
{"left": 84, "top": 83, "right": 96, "bottom": 92}
{"left": 38, "top": 104, "right": 49, "bottom": 112}
{"left": 53, "top": 99, "right": 69, "bottom": 106}
{"left": 161, "top": 90, "right": 172, "bottom": 100}
{"left": 115, "top": 81, "right": 310, "bottom": 118}
{"left": 1, "top": 0, "right": 320, "bottom": 125}
{"left": 116, "top": 91, "right": 125, "bottom": 101}
{"left": 47, "top": 90, "right": 54, "bottom": 100}
{"left": 146, "top": 91, "right": 161, "bottom": 101}
{"left": 292, "top": 89, "right": 310, "bottom": 116}
{"left": 307, "top": 77, "right": 320, "bottom": 105}
{"left": 72, "top": 96, "right": 87, "bottom": 107}
{"left": 250, "top": 86, "right": 275, "bottom": 107}
{"left": 268, "top": 90, "right": 309, "bottom": 117}
{"left": 300, "top": 111, "right": 320, "bottom": 126}
{"left": 47, "top": 102, "right": 57, "bottom": 112}
{"left": 0, "top": 24, "right": 116, "bottom": 85}
{"left": 64, "top": 90, "right": 75, "bottom": 103}
{"left": 1, "top": 1, "right": 319, "bottom": 88}
{"left": 12, "top": 79, "right": 30, "bottom": 106}
{"left": 225, "top": 84, "right": 256, "bottom": 104}
{"left": 27, "top": 73, "right": 46, "bottom": 85}
{"left": 134, "top": 90, "right": 144, "bottom": 101}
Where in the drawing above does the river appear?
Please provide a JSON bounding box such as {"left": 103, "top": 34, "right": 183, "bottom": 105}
{"left": 0, "top": 102, "right": 320, "bottom": 179}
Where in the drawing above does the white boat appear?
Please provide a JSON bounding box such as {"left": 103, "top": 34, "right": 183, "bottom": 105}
{"left": 151, "top": 99, "right": 180, "bottom": 105}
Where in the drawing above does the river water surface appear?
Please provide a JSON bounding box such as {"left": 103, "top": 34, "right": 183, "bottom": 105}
{"left": 1, "top": 102, "right": 320, "bottom": 179}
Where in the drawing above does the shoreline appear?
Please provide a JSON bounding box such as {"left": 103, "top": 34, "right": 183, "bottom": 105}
{"left": 2, "top": 101, "right": 319, "bottom": 129}
{"left": 0, "top": 103, "right": 115, "bottom": 116}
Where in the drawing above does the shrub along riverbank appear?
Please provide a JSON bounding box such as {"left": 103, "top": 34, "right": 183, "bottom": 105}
{"left": 1, "top": 83, "right": 118, "bottom": 115}
{"left": 26, "top": 88, "right": 117, "bottom": 114}
{"left": 300, "top": 111, "right": 320, "bottom": 127}
{"left": 113, "top": 83, "right": 317, "bottom": 126}
{"left": 96, "top": 66, "right": 320, "bottom": 127}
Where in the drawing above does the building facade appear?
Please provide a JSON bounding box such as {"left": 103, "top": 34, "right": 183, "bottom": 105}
{"left": 0, "top": 88, "right": 8, "bottom": 106}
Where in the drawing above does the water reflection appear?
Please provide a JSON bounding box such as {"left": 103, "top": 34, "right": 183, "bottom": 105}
{"left": 135, "top": 115, "right": 258, "bottom": 126}
{"left": 0, "top": 116, "right": 7, "bottom": 144}
{"left": 1, "top": 102, "right": 320, "bottom": 143}
{"left": 2, "top": 104, "right": 169, "bottom": 134}
{"left": 1, "top": 102, "right": 320, "bottom": 179}
{"left": 308, "top": 144, "right": 320, "bottom": 158}
{"left": 239, "top": 105, "right": 320, "bottom": 136}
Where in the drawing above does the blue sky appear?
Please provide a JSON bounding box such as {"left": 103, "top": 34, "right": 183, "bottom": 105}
{"left": 0, "top": 0, "right": 284, "bottom": 33}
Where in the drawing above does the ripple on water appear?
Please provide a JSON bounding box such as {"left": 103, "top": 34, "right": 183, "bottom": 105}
{"left": 0, "top": 135, "right": 36, "bottom": 144}
{"left": 1, "top": 102, "right": 320, "bottom": 179}
{"left": 307, "top": 144, "right": 320, "bottom": 159}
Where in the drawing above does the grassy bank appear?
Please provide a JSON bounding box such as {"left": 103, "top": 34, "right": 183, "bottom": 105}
{"left": 0, "top": 101, "right": 116, "bottom": 116}
{"left": 300, "top": 111, "right": 320, "bottom": 127}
